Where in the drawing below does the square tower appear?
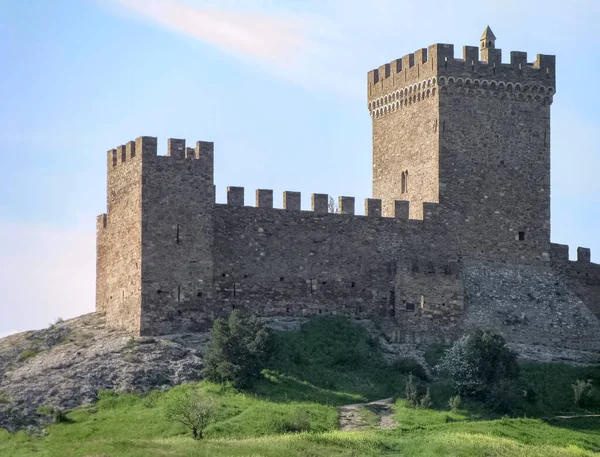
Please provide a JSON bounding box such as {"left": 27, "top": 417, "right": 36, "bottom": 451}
{"left": 368, "top": 28, "right": 556, "bottom": 261}
{"left": 96, "top": 137, "right": 215, "bottom": 335}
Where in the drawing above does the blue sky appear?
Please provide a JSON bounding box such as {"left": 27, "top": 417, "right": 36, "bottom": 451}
{"left": 1, "top": 0, "right": 598, "bottom": 336}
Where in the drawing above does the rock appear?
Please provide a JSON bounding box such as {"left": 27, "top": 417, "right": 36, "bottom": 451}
{"left": 0, "top": 313, "right": 206, "bottom": 432}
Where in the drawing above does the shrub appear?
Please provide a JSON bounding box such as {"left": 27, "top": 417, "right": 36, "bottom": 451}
{"left": 419, "top": 388, "right": 433, "bottom": 409}
{"left": 203, "top": 310, "right": 271, "bottom": 388}
{"left": 424, "top": 343, "right": 450, "bottom": 368}
{"left": 394, "top": 358, "right": 428, "bottom": 380}
{"left": 404, "top": 373, "right": 431, "bottom": 409}
{"left": 448, "top": 395, "right": 461, "bottom": 411}
{"left": 572, "top": 379, "right": 593, "bottom": 407}
{"left": 436, "top": 330, "right": 519, "bottom": 398}
{"left": 164, "top": 390, "right": 218, "bottom": 439}
{"left": 18, "top": 349, "right": 39, "bottom": 361}
{"left": 272, "top": 411, "right": 311, "bottom": 434}
{"left": 485, "top": 379, "right": 519, "bottom": 414}
{"left": 404, "top": 373, "right": 420, "bottom": 408}
{"left": 0, "top": 389, "right": 12, "bottom": 404}
{"left": 36, "top": 406, "right": 70, "bottom": 424}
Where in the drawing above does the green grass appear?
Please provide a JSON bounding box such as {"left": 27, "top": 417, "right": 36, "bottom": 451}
{"left": 2, "top": 415, "right": 599, "bottom": 457}
{"left": 1, "top": 317, "right": 600, "bottom": 456}
{"left": 258, "top": 317, "right": 424, "bottom": 403}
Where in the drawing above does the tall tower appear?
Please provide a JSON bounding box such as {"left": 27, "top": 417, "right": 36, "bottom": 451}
{"left": 96, "top": 137, "right": 215, "bottom": 335}
{"left": 368, "top": 28, "right": 555, "bottom": 262}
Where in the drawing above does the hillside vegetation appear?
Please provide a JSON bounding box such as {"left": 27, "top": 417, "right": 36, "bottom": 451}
{"left": 1, "top": 316, "right": 599, "bottom": 457}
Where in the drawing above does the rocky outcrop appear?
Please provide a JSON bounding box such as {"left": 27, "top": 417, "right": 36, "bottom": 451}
{"left": 0, "top": 313, "right": 207, "bottom": 432}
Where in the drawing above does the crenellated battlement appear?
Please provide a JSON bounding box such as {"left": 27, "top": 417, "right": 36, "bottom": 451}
{"left": 550, "top": 243, "right": 596, "bottom": 265}
{"left": 219, "top": 187, "right": 422, "bottom": 220}
{"left": 107, "top": 136, "right": 215, "bottom": 170}
{"left": 368, "top": 38, "right": 555, "bottom": 103}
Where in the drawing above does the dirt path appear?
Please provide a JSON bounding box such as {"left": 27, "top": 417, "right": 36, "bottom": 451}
{"left": 338, "top": 397, "right": 399, "bottom": 431}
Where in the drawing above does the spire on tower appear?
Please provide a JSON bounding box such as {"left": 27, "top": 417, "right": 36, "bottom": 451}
{"left": 480, "top": 26, "right": 496, "bottom": 50}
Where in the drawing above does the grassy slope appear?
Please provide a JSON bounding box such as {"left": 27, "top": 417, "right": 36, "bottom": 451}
{"left": 2, "top": 317, "right": 600, "bottom": 457}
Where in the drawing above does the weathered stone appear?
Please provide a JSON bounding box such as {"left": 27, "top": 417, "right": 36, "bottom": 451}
{"left": 93, "top": 30, "right": 600, "bottom": 360}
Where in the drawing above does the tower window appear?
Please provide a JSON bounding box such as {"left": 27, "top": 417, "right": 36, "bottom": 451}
{"left": 401, "top": 170, "right": 409, "bottom": 194}
{"left": 519, "top": 231, "right": 525, "bottom": 241}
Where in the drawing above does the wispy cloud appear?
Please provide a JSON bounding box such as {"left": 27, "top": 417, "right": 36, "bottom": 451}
{"left": 103, "top": 0, "right": 330, "bottom": 70}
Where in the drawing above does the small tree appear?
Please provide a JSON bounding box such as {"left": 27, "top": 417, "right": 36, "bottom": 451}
{"left": 420, "top": 388, "right": 433, "bottom": 409}
{"left": 404, "top": 373, "right": 420, "bottom": 408}
{"left": 572, "top": 379, "right": 593, "bottom": 407}
{"left": 165, "top": 390, "right": 218, "bottom": 440}
{"left": 203, "top": 310, "right": 271, "bottom": 388}
{"left": 448, "top": 395, "right": 461, "bottom": 411}
{"left": 436, "top": 330, "right": 519, "bottom": 398}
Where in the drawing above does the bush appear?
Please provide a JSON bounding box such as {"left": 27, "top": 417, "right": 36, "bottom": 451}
{"left": 572, "top": 379, "right": 593, "bottom": 407}
{"left": 424, "top": 344, "right": 450, "bottom": 368}
{"left": 394, "top": 358, "right": 428, "bottom": 381}
{"left": 164, "top": 390, "right": 219, "bottom": 439}
{"left": 485, "top": 379, "right": 519, "bottom": 414}
{"left": 203, "top": 310, "right": 271, "bottom": 388}
{"left": 448, "top": 395, "right": 461, "bottom": 411}
{"left": 404, "top": 373, "right": 431, "bottom": 409}
{"left": 405, "top": 373, "right": 420, "bottom": 408}
{"left": 420, "top": 388, "right": 433, "bottom": 409}
{"left": 436, "top": 330, "right": 519, "bottom": 398}
{"left": 272, "top": 411, "right": 311, "bottom": 434}
{"left": 36, "top": 406, "right": 71, "bottom": 424}
{"left": 0, "top": 389, "right": 12, "bottom": 404}
{"left": 18, "top": 349, "right": 39, "bottom": 361}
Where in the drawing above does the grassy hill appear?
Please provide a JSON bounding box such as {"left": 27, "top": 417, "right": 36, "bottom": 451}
{"left": 1, "top": 317, "right": 599, "bottom": 457}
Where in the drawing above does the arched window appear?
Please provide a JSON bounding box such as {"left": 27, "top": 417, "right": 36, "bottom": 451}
{"left": 401, "top": 172, "right": 406, "bottom": 193}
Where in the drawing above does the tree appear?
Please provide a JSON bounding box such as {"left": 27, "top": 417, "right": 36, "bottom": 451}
{"left": 164, "top": 390, "right": 218, "bottom": 439}
{"left": 436, "top": 330, "right": 519, "bottom": 398}
{"left": 203, "top": 310, "right": 271, "bottom": 388}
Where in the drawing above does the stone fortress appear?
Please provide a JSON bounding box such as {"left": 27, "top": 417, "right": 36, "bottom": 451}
{"left": 96, "top": 28, "right": 600, "bottom": 359}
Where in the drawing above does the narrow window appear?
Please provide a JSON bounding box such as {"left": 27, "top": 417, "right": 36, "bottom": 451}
{"left": 519, "top": 231, "right": 525, "bottom": 241}
{"left": 405, "top": 171, "right": 409, "bottom": 192}
{"left": 177, "top": 286, "right": 181, "bottom": 303}
{"left": 176, "top": 224, "right": 180, "bottom": 244}
{"left": 401, "top": 172, "right": 406, "bottom": 194}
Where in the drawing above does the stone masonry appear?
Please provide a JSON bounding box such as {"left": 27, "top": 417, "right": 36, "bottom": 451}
{"left": 96, "top": 28, "right": 600, "bottom": 358}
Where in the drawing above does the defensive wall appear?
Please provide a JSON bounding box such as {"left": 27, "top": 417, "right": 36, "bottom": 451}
{"left": 95, "top": 29, "right": 600, "bottom": 360}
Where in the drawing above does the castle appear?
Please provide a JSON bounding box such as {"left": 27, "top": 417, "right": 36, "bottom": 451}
{"left": 96, "top": 28, "right": 600, "bottom": 357}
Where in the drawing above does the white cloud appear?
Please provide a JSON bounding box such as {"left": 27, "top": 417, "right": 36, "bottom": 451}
{"left": 0, "top": 222, "right": 95, "bottom": 335}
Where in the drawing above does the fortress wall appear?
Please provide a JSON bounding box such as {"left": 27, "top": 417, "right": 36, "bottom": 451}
{"left": 462, "top": 262, "right": 600, "bottom": 353}
{"left": 551, "top": 244, "right": 600, "bottom": 320}
{"left": 133, "top": 198, "right": 470, "bottom": 335}
{"left": 96, "top": 141, "right": 143, "bottom": 334}
{"left": 437, "top": 82, "right": 552, "bottom": 264}
{"left": 210, "top": 204, "right": 414, "bottom": 319}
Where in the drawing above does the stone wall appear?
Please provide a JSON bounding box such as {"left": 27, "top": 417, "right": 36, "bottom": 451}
{"left": 95, "top": 34, "right": 599, "bottom": 362}
{"left": 551, "top": 243, "right": 600, "bottom": 320}
{"left": 139, "top": 139, "right": 215, "bottom": 336}
{"left": 96, "top": 140, "right": 143, "bottom": 334}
